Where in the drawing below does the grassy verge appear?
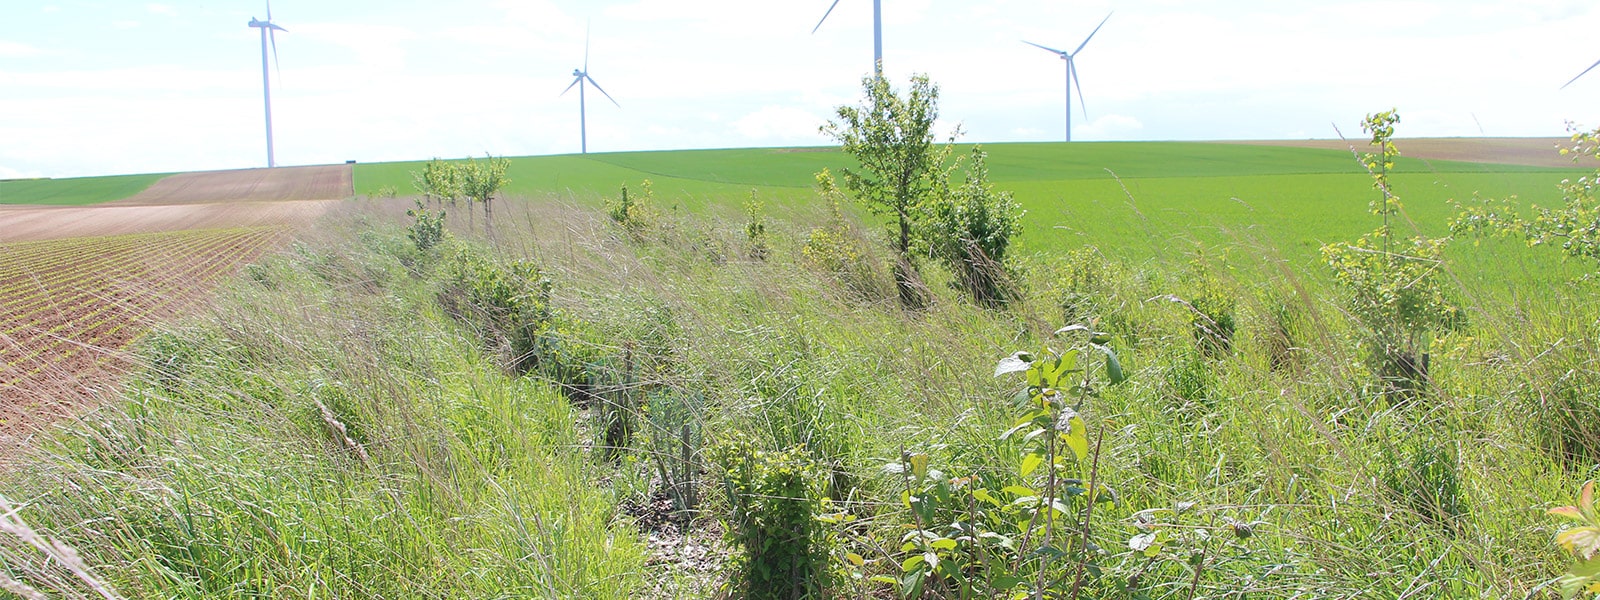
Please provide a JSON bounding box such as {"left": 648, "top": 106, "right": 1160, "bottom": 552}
{"left": 3, "top": 167, "right": 1596, "bottom": 597}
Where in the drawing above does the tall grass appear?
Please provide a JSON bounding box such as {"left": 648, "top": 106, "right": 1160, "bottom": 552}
{"left": 3, "top": 186, "right": 1595, "bottom": 598}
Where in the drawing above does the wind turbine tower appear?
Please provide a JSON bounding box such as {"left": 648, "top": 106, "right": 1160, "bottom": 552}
{"left": 813, "top": 0, "right": 884, "bottom": 77}
{"left": 1024, "top": 12, "right": 1112, "bottom": 142}
{"left": 248, "top": 2, "right": 286, "bottom": 168}
{"left": 561, "top": 29, "right": 619, "bottom": 154}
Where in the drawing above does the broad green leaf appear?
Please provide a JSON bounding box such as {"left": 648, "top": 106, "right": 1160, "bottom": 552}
{"left": 901, "top": 569, "right": 925, "bottom": 600}
{"left": 908, "top": 453, "right": 930, "bottom": 480}
{"left": 1557, "top": 526, "right": 1600, "bottom": 559}
{"left": 973, "top": 488, "right": 999, "bottom": 506}
{"left": 1094, "top": 343, "right": 1127, "bottom": 384}
{"left": 1001, "top": 485, "right": 1036, "bottom": 497}
{"left": 1063, "top": 415, "right": 1089, "bottom": 461}
{"left": 1020, "top": 453, "right": 1044, "bottom": 476}
{"left": 994, "top": 351, "right": 1033, "bottom": 376}
{"left": 930, "top": 538, "right": 958, "bottom": 550}
{"left": 846, "top": 552, "right": 865, "bottom": 567}
{"left": 900, "top": 553, "right": 925, "bottom": 573}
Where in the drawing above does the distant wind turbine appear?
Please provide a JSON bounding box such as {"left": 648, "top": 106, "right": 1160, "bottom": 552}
{"left": 561, "top": 28, "right": 619, "bottom": 155}
{"left": 1024, "top": 12, "right": 1112, "bottom": 142}
{"left": 813, "top": 0, "right": 883, "bottom": 76}
{"left": 1563, "top": 57, "right": 1600, "bottom": 89}
{"left": 247, "top": 1, "right": 286, "bottom": 168}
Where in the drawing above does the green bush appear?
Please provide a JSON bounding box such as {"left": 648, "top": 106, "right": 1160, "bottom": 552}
{"left": 607, "top": 179, "right": 658, "bottom": 236}
{"left": 922, "top": 147, "right": 1024, "bottom": 308}
{"left": 405, "top": 199, "right": 447, "bottom": 252}
{"left": 712, "top": 437, "right": 829, "bottom": 600}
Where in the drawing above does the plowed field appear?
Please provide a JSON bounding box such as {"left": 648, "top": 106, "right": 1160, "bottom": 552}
{"left": 0, "top": 164, "right": 351, "bottom": 455}
{"left": 0, "top": 227, "right": 286, "bottom": 441}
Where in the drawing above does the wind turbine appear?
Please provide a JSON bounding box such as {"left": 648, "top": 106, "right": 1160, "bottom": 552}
{"left": 813, "top": 0, "right": 884, "bottom": 77}
{"left": 1563, "top": 57, "right": 1600, "bottom": 89}
{"left": 248, "top": 1, "right": 286, "bottom": 168}
{"left": 1024, "top": 12, "right": 1112, "bottom": 142}
{"left": 561, "top": 28, "right": 619, "bottom": 155}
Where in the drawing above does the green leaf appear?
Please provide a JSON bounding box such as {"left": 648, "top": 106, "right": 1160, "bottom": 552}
{"left": 1063, "top": 415, "right": 1089, "bottom": 461}
{"left": 1019, "top": 453, "right": 1044, "bottom": 476}
{"left": 900, "top": 553, "right": 925, "bottom": 573}
{"left": 908, "top": 453, "right": 930, "bottom": 480}
{"left": 1001, "top": 485, "right": 1036, "bottom": 497}
{"left": 1094, "top": 343, "right": 1127, "bottom": 384}
{"left": 931, "top": 538, "right": 958, "bottom": 550}
{"left": 973, "top": 488, "right": 999, "bottom": 506}
{"left": 901, "top": 569, "right": 925, "bottom": 599}
{"left": 994, "top": 351, "right": 1033, "bottom": 377}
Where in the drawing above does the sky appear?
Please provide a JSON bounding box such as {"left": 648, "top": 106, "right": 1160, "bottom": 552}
{"left": 3, "top": 0, "right": 1600, "bottom": 179}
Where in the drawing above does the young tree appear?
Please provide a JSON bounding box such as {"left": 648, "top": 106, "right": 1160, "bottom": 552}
{"left": 821, "top": 74, "right": 953, "bottom": 309}
{"left": 460, "top": 154, "right": 511, "bottom": 235}
{"left": 1452, "top": 124, "right": 1600, "bottom": 268}
{"left": 411, "top": 158, "right": 462, "bottom": 209}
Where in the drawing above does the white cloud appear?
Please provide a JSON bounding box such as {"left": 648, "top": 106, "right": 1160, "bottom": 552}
{"left": 146, "top": 3, "right": 177, "bottom": 17}
{"left": 733, "top": 105, "right": 826, "bottom": 142}
{"left": 1077, "top": 114, "right": 1143, "bottom": 139}
{"left": 0, "top": 41, "right": 40, "bottom": 57}
{"left": 0, "top": 165, "right": 45, "bottom": 180}
{"left": 290, "top": 23, "right": 416, "bottom": 71}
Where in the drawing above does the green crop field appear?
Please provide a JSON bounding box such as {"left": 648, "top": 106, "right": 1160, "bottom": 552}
{"left": 358, "top": 142, "right": 1590, "bottom": 294}
{"left": 0, "top": 172, "right": 168, "bottom": 206}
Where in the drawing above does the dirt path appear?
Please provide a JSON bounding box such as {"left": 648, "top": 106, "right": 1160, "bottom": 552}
{"left": 1221, "top": 137, "right": 1577, "bottom": 169}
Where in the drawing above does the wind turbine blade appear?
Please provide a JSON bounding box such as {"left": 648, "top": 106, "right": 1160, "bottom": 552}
{"left": 586, "top": 75, "right": 620, "bottom": 107}
{"left": 812, "top": 0, "right": 843, "bottom": 34}
{"left": 270, "top": 29, "right": 282, "bottom": 84}
{"left": 561, "top": 76, "right": 582, "bottom": 96}
{"left": 1022, "top": 40, "right": 1068, "bottom": 56}
{"left": 1069, "top": 59, "right": 1087, "bottom": 119}
{"left": 1562, "top": 57, "right": 1600, "bottom": 90}
{"left": 584, "top": 21, "right": 592, "bottom": 72}
{"left": 1072, "top": 12, "right": 1112, "bottom": 55}
{"left": 266, "top": 0, "right": 272, "bottom": 22}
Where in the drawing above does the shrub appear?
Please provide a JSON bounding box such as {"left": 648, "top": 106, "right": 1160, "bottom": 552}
{"left": 439, "top": 247, "right": 555, "bottom": 374}
{"left": 460, "top": 154, "right": 511, "bottom": 234}
{"left": 607, "top": 179, "right": 658, "bottom": 236}
{"left": 712, "top": 437, "right": 829, "bottom": 600}
{"left": 744, "top": 189, "right": 770, "bottom": 261}
{"left": 411, "top": 157, "right": 463, "bottom": 207}
{"left": 922, "top": 146, "right": 1024, "bottom": 307}
{"left": 405, "top": 199, "right": 447, "bottom": 252}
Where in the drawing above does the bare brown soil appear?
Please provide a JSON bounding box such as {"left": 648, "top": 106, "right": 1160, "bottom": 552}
{"left": 0, "top": 165, "right": 352, "bottom": 458}
{"left": 113, "top": 164, "right": 353, "bottom": 205}
{"left": 1221, "top": 137, "right": 1577, "bottom": 169}
{"left": 0, "top": 199, "right": 337, "bottom": 243}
